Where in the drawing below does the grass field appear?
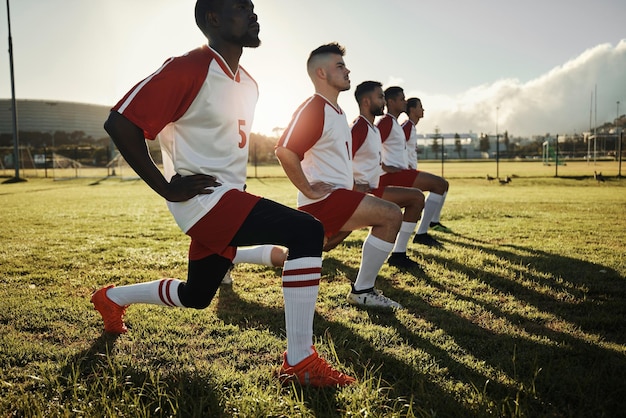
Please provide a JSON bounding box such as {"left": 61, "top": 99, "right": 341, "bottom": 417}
{"left": 2, "top": 158, "right": 625, "bottom": 181}
{"left": 1, "top": 166, "right": 625, "bottom": 417}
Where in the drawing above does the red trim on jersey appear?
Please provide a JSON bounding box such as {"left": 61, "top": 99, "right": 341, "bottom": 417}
{"left": 282, "top": 279, "right": 321, "bottom": 288}
{"left": 278, "top": 94, "right": 339, "bottom": 160}
{"left": 377, "top": 114, "right": 394, "bottom": 143}
{"left": 298, "top": 189, "right": 365, "bottom": 238}
{"left": 186, "top": 189, "right": 261, "bottom": 261}
{"left": 402, "top": 120, "right": 415, "bottom": 142}
{"left": 351, "top": 116, "right": 370, "bottom": 157}
{"left": 112, "top": 45, "right": 253, "bottom": 140}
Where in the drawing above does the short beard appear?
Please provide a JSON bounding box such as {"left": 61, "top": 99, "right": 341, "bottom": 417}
{"left": 231, "top": 33, "right": 261, "bottom": 48}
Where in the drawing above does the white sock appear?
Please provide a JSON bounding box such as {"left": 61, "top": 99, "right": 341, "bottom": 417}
{"left": 106, "top": 279, "right": 183, "bottom": 307}
{"left": 432, "top": 191, "right": 448, "bottom": 223}
{"left": 282, "top": 257, "right": 321, "bottom": 366}
{"left": 353, "top": 234, "right": 394, "bottom": 292}
{"left": 416, "top": 192, "right": 443, "bottom": 234}
{"left": 233, "top": 245, "right": 274, "bottom": 266}
{"left": 392, "top": 221, "right": 417, "bottom": 253}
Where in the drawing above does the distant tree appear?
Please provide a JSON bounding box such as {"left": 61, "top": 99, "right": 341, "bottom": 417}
{"left": 431, "top": 127, "right": 441, "bottom": 157}
{"left": 454, "top": 133, "right": 462, "bottom": 158}
{"left": 479, "top": 133, "right": 490, "bottom": 153}
{"left": 503, "top": 131, "right": 510, "bottom": 155}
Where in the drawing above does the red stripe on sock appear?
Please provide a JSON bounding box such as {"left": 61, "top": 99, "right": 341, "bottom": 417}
{"left": 282, "top": 279, "right": 320, "bottom": 288}
{"left": 158, "top": 279, "right": 174, "bottom": 307}
{"left": 282, "top": 267, "right": 322, "bottom": 276}
{"left": 164, "top": 279, "right": 175, "bottom": 306}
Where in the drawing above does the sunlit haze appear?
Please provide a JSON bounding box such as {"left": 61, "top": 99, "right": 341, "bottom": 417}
{"left": 1, "top": 0, "right": 624, "bottom": 137}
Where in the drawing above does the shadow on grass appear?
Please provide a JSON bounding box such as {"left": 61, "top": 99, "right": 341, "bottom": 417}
{"left": 215, "top": 274, "right": 473, "bottom": 416}
{"left": 403, "top": 230, "right": 626, "bottom": 415}
{"left": 58, "top": 333, "right": 226, "bottom": 417}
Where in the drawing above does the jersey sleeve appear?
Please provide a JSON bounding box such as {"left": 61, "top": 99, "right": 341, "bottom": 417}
{"left": 351, "top": 118, "right": 369, "bottom": 158}
{"left": 402, "top": 121, "right": 412, "bottom": 142}
{"left": 377, "top": 116, "right": 392, "bottom": 143}
{"left": 113, "top": 49, "right": 208, "bottom": 140}
{"left": 277, "top": 97, "right": 325, "bottom": 160}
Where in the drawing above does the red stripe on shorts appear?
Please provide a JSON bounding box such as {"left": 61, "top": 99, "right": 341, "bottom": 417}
{"left": 186, "top": 189, "right": 261, "bottom": 261}
{"left": 298, "top": 189, "right": 365, "bottom": 238}
{"left": 378, "top": 170, "right": 419, "bottom": 188}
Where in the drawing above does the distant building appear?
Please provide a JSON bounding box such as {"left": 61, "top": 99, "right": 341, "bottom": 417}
{"left": 0, "top": 99, "right": 111, "bottom": 140}
{"left": 416, "top": 132, "right": 483, "bottom": 159}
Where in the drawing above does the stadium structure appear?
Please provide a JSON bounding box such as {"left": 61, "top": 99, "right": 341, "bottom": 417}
{"left": 0, "top": 98, "right": 111, "bottom": 140}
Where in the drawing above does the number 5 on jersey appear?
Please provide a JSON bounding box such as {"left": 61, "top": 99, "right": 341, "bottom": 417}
{"left": 238, "top": 120, "right": 247, "bottom": 148}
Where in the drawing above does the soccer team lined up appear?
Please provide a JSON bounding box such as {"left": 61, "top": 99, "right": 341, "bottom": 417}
{"left": 91, "top": 0, "right": 450, "bottom": 388}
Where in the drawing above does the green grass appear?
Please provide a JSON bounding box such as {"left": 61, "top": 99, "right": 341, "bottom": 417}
{"left": 1, "top": 167, "right": 625, "bottom": 417}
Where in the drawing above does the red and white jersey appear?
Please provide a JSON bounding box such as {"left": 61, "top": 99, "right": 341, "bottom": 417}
{"left": 113, "top": 45, "right": 258, "bottom": 232}
{"left": 377, "top": 113, "right": 409, "bottom": 169}
{"left": 278, "top": 94, "right": 353, "bottom": 207}
{"left": 351, "top": 115, "right": 383, "bottom": 189}
{"left": 402, "top": 119, "right": 418, "bottom": 170}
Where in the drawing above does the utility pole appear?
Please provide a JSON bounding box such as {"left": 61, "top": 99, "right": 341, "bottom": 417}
{"left": 4, "top": 0, "right": 25, "bottom": 183}
{"left": 496, "top": 106, "right": 500, "bottom": 179}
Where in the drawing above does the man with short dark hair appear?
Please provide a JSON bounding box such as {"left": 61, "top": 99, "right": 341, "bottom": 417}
{"left": 276, "top": 43, "right": 405, "bottom": 310}
{"left": 377, "top": 87, "right": 450, "bottom": 247}
{"left": 92, "top": 0, "right": 354, "bottom": 388}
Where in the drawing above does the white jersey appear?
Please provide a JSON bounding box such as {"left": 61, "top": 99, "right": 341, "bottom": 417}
{"left": 278, "top": 94, "right": 353, "bottom": 207}
{"left": 113, "top": 45, "right": 258, "bottom": 232}
{"left": 351, "top": 115, "right": 383, "bottom": 189}
{"left": 377, "top": 113, "right": 409, "bottom": 169}
{"left": 402, "top": 119, "right": 418, "bottom": 170}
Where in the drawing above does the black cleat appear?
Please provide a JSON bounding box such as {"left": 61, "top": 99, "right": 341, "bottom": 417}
{"left": 413, "top": 233, "right": 443, "bottom": 247}
{"left": 387, "top": 252, "right": 422, "bottom": 270}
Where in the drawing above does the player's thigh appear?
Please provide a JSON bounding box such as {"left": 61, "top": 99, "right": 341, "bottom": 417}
{"left": 340, "top": 194, "right": 401, "bottom": 231}
{"left": 413, "top": 171, "right": 447, "bottom": 193}
{"left": 381, "top": 186, "right": 424, "bottom": 208}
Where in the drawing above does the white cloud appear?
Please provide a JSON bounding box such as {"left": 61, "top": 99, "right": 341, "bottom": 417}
{"left": 414, "top": 40, "right": 626, "bottom": 137}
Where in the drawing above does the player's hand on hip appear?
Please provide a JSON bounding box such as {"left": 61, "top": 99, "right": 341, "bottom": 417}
{"left": 307, "top": 182, "right": 333, "bottom": 200}
{"left": 165, "top": 173, "right": 221, "bottom": 202}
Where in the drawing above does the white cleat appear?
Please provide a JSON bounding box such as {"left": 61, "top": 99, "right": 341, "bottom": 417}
{"left": 347, "top": 287, "right": 402, "bottom": 309}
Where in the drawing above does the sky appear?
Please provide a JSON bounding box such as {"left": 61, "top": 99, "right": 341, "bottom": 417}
{"left": 1, "top": 0, "right": 625, "bottom": 138}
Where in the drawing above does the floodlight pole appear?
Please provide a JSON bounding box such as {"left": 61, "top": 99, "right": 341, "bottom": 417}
{"left": 495, "top": 106, "right": 500, "bottom": 179}
{"left": 4, "top": 0, "right": 25, "bottom": 183}
{"left": 618, "top": 130, "right": 623, "bottom": 178}
{"left": 555, "top": 135, "right": 559, "bottom": 177}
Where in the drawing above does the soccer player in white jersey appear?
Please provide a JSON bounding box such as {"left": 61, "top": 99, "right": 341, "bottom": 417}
{"left": 377, "top": 87, "right": 450, "bottom": 247}
{"left": 351, "top": 81, "right": 425, "bottom": 270}
{"left": 402, "top": 99, "right": 419, "bottom": 171}
{"left": 276, "top": 43, "right": 404, "bottom": 310}
{"left": 403, "top": 97, "right": 451, "bottom": 233}
{"left": 91, "top": 0, "right": 354, "bottom": 388}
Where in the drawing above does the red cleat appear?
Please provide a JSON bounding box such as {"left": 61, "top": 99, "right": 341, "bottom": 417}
{"left": 91, "top": 285, "right": 128, "bottom": 334}
{"left": 278, "top": 346, "right": 356, "bottom": 387}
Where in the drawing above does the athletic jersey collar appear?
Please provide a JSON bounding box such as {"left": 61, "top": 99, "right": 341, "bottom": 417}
{"left": 203, "top": 44, "right": 241, "bottom": 82}
{"left": 358, "top": 114, "right": 377, "bottom": 131}
{"left": 315, "top": 93, "right": 344, "bottom": 114}
{"left": 385, "top": 112, "right": 398, "bottom": 121}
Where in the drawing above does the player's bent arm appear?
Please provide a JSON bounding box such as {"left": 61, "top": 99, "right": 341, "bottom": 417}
{"left": 381, "top": 163, "right": 403, "bottom": 173}
{"left": 275, "top": 146, "right": 330, "bottom": 200}
{"left": 104, "top": 111, "right": 219, "bottom": 202}
{"left": 104, "top": 111, "right": 171, "bottom": 196}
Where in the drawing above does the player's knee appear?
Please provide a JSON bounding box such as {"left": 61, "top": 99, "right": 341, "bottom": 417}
{"left": 178, "top": 284, "right": 214, "bottom": 309}
{"left": 286, "top": 213, "right": 324, "bottom": 259}
{"left": 385, "top": 202, "right": 403, "bottom": 229}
